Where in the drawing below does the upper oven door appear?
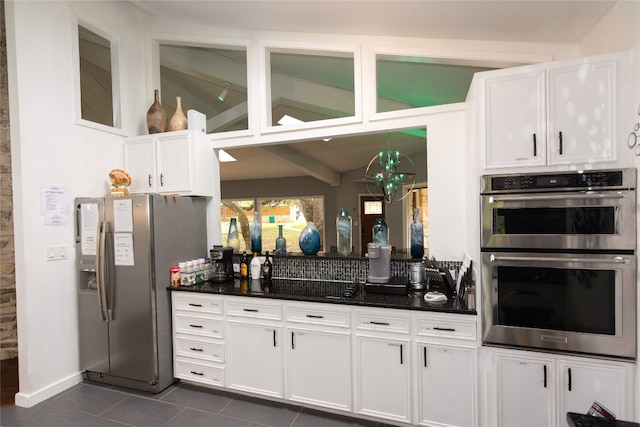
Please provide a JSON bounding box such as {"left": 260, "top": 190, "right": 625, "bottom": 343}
{"left": 481, "top": 190, "right": 636, "bottom": 251}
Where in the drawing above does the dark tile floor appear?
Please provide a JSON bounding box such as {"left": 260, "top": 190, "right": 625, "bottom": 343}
{"left": 0, "top": 380, "right": 398, "bottom": 427}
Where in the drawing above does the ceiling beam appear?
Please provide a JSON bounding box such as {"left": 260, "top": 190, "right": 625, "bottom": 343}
{"left": 260, "top": 145, "right": 341, "bottom": 186}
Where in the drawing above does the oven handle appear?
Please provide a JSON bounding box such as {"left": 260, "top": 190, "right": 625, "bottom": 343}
{"left": 489, "top": 254, "right": 631, "bottom": 265}
{"left": 489, "top": 192, "right": 625, "bottom": 202}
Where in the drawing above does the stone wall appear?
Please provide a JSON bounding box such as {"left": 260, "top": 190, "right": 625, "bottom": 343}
{"left": 0, "top": 0, "right": 18, "bottom": 360}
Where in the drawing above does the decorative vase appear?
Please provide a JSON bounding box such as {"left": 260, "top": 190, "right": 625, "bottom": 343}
{"left": 146, "top": 89, "right": 167, "bottom": 134}
{"left": 372, "top": 218, "right": 389, "bottom": 246}
{"left": 250, "top": 211, "right": 262, "bottom": 254}
{"left": 336, "top": 208, "right": 352, "bottom": 256}
{"left": 410, "top": 208, "right": 424, "bottom": 259}
{"left": 275, "top": 225, "right": 287, "bottom": 255}
{"left": 299, "top": 222, "right": 321, "bottom": 255}
{"left": 226, "top": 218, "right": 240, "bottom": 253}
{"left": 168, "top": 96, "right": 188, "bottom": 131}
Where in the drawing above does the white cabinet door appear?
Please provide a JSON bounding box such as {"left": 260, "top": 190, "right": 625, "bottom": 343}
{"left": 417, "top": 344, "right": 476, "bottom": 427}
{"left": 226, "top": 321, "right": 283, "bottom": 398}
{"left": 155, "top": 133, "right": 192, "bottom": 193}
{"left": 557, "top": 360, "right": 628, "bottom": 425}
{"left": 286, "top": 328, "right": 351, "bottom": 411}
{"left": 355, "top": 335, "right": 411, "bottom": 424}
{"left": 547, "top": 60, "right": 615, "bottom": 165}
{"left": 496, "top": 354, "right": 555, "bottom": 427}
{"left": 123, "top": 138, "right": 156, "bottom": 193}
{"left": 484, "top": 70, "right": 546, "bottom": 168}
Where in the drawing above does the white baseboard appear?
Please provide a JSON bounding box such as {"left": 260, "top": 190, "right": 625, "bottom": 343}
{"left": 14, "top": 372, "right": 83, "bottom": 408}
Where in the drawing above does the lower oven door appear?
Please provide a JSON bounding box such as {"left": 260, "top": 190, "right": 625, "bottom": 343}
{"left": 481, "top": 251, "right": 636, "bottom": 359}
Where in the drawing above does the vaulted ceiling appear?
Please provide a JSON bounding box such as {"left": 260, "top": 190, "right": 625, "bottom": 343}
{"left": 125, "top": 1, "right": 619, "bottom": 183}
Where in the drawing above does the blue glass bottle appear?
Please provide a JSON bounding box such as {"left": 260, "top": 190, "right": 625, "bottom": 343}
{"left": 372, "top": 218, "right": 389, "bottom": 246}
{"left": 275, "top": 224, "right": 287, "bottom": 255}
{"left": 299, "top": 222, "right": 321, "bottom": 255}
{"left": 410, "top": 208, "right": 424, "bottom": 259}
{"left": 251, "top": 211, "right": 262, "bottom": 254}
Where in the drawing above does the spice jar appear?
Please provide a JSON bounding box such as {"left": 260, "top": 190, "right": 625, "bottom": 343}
{"left": 170, "top": 265, "right": 181, "bottom": 287}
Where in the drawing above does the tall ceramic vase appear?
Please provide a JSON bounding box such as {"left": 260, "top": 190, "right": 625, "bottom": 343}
{"left": 146, "top": 89, "right": 167, "bottom": 134}
{"left": 226, "top": 218, "right": 240, "bottom": 253}
{"left": 336, "top": 208, "right": 352, "bottom": 256}
{"left": 169, "top": 96, "right": 188, "bottom": 131}
{"left": 299, "top": 222, "right": 321, "bottom": 255}
{"left": 251, "top": 211, "right": 262, "bottom": 254}
{"left": 410, "top": 208, "right": 424, "bottom": 259}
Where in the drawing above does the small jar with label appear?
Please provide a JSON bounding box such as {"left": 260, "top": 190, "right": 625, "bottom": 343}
{"left": 170, "top": 265, "right": 181, "bottom": 287}
{"left": 178, "top": 262, "right": 188, "bottom": 286}
{"left": 183, "top": 261, "right": 196, "bottom": 286}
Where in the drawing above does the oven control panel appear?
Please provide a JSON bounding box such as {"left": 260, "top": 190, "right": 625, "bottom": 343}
{"left": 482, "top": 169, "right": 634, "bottom": 193}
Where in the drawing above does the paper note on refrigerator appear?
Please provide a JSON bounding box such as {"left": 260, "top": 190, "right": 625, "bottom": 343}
{"left": 80, "top": 203, "right": 99, "bottom": 256}
{"left": 113, "top": 199, "right": 133, "bottom": 232}
{"left": 114, "top": 233, "right": 134, "bottom": 266}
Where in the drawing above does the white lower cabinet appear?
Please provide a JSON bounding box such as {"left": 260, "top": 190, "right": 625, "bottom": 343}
{"left": 417, "top": 343, "right": 477, "bottom": 427}
{"left": 489, "top": 348, "right": 634, "bottom": 427}
{"left": 171, "top": 292, "right": 481, "bottom": 427}
{"left": 355, "top": 334, "right": 411, "bottom": 424}
{"left": 286, "top": 327, "right": 351, "bottom": 410}
{"left": 225, "top": 299, "right": 284, "bottom": 398}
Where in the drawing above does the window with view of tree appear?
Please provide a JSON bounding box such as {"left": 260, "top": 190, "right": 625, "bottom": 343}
{"left": 221, "top": 197, "right": 325, "bottom": 254}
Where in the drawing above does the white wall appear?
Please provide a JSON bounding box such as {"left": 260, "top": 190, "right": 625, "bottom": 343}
{"left": 6, "top": 0, "right": 147, "bottom": 406}
{"left": 6, "top": 0, "right": 634, "bottom": 410}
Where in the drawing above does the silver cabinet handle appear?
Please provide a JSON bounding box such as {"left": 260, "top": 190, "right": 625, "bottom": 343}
{"left": 489, "top": 192, "right": 625, "bottom": 203}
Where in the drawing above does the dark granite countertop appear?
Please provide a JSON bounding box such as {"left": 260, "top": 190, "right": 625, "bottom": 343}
{"left": 567, "top": 413, "right": 640, "bottom": 427}
{"left": 169, "top": 278, "right": 476, "bottom": 315}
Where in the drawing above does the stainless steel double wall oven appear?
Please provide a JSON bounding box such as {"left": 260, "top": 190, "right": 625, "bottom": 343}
{"left": 480, "top": 169, "right": 637, "bottom": 359}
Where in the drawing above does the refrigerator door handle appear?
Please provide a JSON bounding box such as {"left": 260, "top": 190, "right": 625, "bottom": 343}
{"left": 97, "top": 221, "right": 110, "bottom": 322}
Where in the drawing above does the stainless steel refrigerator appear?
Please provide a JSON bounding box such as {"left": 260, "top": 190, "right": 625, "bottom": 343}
{"left": 75, "top": 194, "right": 207, "bottom": 392}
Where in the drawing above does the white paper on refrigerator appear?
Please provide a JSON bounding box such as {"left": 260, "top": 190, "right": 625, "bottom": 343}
{"left": 80, "top": 203, "right": 99, "bottom": 256}
{"left": 114, "top": 233, "right": 134, "bottom": 266}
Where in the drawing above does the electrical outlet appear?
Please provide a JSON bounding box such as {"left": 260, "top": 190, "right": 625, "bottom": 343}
{"left": 46, "top": 245, "right": 68, "bottom": 261}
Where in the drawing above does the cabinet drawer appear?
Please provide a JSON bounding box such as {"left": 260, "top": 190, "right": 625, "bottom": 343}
{"left": 174, "top": 313, "right": 224, "bottom": 338}
{"left": 175, "top": 335, "right": 224, "bottom": 362}
{"left": 355, "top": 312, "right": 410, "bottom": 334}
{"left": 174, "top": 358, "right": 225, "bottom": 386}
{"left": 415, "top": 317, "right": 476, "bottom": 341}
{"left": 227, "top": 300, "right": 282, "bottom": 321}
{"left": 172, "top": 293, "right": 223, "bottom": 314}
{"left": 286, "top": 304, "right": 350, "bottom": 328}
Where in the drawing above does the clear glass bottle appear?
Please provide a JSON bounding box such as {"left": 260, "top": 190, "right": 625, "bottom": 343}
{"left": 410, "top": 208, "right": 425, "bottom": 259}
{"left": 373, "top": 218, "right": 389, "bottom": 246}
{"left": 227, "top": 218, "right": 240, "bottom": 253}
{"left": 275, "top": 224, "right": 287, "bottom": 255}
{"left": 336, "top": 208, "right": 352, "bottom": 256}
{"left": 251, "top": 211, "right": 262, "bottom": 254}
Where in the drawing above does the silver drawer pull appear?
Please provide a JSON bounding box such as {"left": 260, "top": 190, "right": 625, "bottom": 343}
{"left": 188, "top": 303, "right": 202, "bottom": 307}
{"left": 370, "top": 321, "right": 390, "bottom": 326}
{"left": 189, "top": 324, "right": 203, "bottom": 328}
{"left": 306, "top": 314, "right": 324, "bottom": 319}
{"left": 189, "top": 347, "right": 203, "bottom": 352}
{"left": 190, "top": 370, "right": 204, "bottom": 376}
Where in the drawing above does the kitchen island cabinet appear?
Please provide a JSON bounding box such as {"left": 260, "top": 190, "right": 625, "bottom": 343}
{"left": 170, "top": 283, "right": 477, "bottom": 427}
{"left": 485, "top": 347, "right": 634, "bottom": 427}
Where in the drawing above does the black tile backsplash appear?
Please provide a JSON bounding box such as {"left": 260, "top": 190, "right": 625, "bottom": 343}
{"left": 233, "top": 253, "right": 462, "bottom": 283}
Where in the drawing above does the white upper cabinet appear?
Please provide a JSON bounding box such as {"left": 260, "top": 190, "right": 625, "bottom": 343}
{"left": 124, "top": 130, "right": 214, "bottom": 197}
{"left": 547, "top": 60, "right": 615, "bottom": 165}
{"left": 485, "top": 69, "right": 546, "bottom": 168}
{"left": 481, "top": 52, "right": 627, "bottom": 170}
